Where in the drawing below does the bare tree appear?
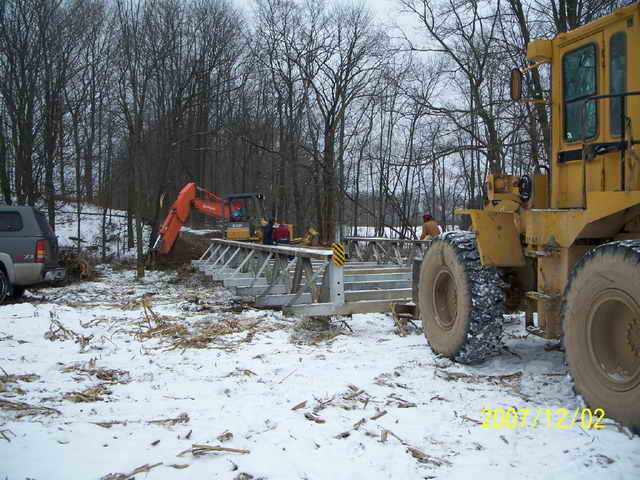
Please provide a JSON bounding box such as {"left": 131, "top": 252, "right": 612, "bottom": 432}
{"left": 292, "top": 0, "right": 388, "bottom": 242}
{"left": 114, "top": 0, "right": 167, "bottom": 277}
{"left": 0, "top": 0, "right": 46, "bottom": 205}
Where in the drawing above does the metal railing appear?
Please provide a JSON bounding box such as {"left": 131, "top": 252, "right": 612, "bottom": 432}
{"left": 343, "top": 237, "right": 431, "bottom": 265}
{"left": 192, "top": 239, "right": 413, "bottom": 316}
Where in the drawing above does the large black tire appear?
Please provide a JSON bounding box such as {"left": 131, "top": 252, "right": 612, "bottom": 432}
{"left": 562, "top": 240, "right": 640, "bottom": 431}
{"left": 418, "top": 232, "right": 506, "bottom": 364}
{"left": 0, "top": 270, "right": 9, "bottom": 304}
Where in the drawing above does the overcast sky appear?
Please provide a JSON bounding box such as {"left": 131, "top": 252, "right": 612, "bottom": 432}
{"left": 239, "top": 0, "right": 421, "bottom": 36}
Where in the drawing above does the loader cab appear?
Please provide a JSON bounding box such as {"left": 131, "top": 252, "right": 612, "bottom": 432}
{"left": 551, "top": 7, "right": 639, "bottom": 208}
{"left": 510, "top": 3, "right": 639, "bottom": 209}
{"left": 223, "top": 193, "right": 265, "bottom": 241}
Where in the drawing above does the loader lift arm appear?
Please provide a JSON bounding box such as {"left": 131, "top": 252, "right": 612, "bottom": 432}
{"left": 154, "top": 183, "right": 231, "bottom": 255}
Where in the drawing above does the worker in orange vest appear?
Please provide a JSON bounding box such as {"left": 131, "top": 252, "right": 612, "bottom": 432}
{"left": 420, "top": 214, "right": 441, "bottom": 240}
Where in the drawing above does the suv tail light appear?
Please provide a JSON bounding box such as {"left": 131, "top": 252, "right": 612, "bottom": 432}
{"left": 35, "top": 239, "right": 47, "bottom": 263}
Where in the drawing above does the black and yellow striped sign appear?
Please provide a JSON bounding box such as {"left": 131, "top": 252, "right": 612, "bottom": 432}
{"left": 332, "top": 242, "right": 345, "bottom": 267}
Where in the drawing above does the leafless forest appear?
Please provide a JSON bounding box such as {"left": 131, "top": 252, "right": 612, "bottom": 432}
{"left": 0, "top": 0, "right": 626, "bottom": 258}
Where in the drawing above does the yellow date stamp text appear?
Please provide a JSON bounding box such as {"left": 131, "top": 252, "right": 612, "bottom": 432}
{"left": 480, "top": 408, "right": 605, "bottom": 429}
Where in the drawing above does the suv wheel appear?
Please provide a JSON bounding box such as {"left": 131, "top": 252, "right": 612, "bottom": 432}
{"left": 0, "top": 270, "right": 9, "bottom": 304}
{"left": 12, "top": 285, "right": 25, "bottom": 299}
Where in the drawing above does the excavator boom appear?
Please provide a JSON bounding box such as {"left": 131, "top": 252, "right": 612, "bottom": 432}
{"left": 155, "top": 182, "right": 264, "bottom": 254}
{"left": 156, "top": 183, "right": 229, "bottom": 254}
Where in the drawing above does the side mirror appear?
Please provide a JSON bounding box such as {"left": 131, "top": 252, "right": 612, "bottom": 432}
{"left": 510, "top": 68, "right": 523, "bottom": 101}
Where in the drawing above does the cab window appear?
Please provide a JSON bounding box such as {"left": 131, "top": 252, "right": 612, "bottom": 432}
{"left": 0, "top": 212, "right": 23, "bottom": 232}
{"left": 563, "top": 43, "right": 597, "bottom": 142}
{"left": 609, "top": 32, "right": 626, "bottom": 136}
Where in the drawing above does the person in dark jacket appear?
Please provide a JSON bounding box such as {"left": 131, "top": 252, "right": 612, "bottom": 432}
{"left": 262, "top": 218, "right": 274, "bottom": 245}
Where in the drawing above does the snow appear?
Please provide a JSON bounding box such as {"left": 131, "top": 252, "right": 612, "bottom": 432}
{"left": 52, "top": 204, "right": 149, "bottom": 258}
{"left": 1, "top": 208, "right": 638, "bottom": 479}
{"left": 1, "top": 269, "right": 639, "bottom": 480}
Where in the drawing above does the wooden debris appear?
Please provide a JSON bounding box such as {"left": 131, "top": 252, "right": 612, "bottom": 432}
{"left": 92, "top": 420, "right": 129, "bottom": 429}
{"left": 430, "top": 395, "right": 450, "bottom": 402}
{"left": 100, "top": 462, "right": 162, "bottom": 480}
{"left": 278, "top": 369, "right": 297, "bottom": 384}
{"left": 45, "top": 318, "right": 93, "bottom": 350}
{"left": 0, "top": 373, "right": 39, "bottom": 384}
{"left": 461, "top": 415, "right": 482, "bottom": 425}
{"left": 380, "top": 429, "right": 403, "bottom": 443}
{"left": 353, "top": 418, "right": 367, "bottom": 430}
{"left": 335, "top": 431, "right": 351, "bottom": 439}
{"left": 312, "top": 395, "right": 335, "bottom": 413}
{"left": 235, "top": 474, "right": 254, "bottom": 480}
{"left": 304, "top": 412, "right": 326, "bottom": 424}
{"left": 64, "top": 384, "right": 112, "bottom": 403}
{"left": 217, "top": 431, "right": 233, "bottom": 443}
{"left": 63, "top": 365, "right": 130, "bottom": 384}
{"left": 59, "top": 249, "right": 95, "bottom": 280}
{"left": 391, "top": 303, "right": 419, "bottom": 336}
{"left": 373, "top": 372, "right": 407, "bottom": 389}
{"left": 0, "top": 428, "right": 16, "bottom": 442}
{"left": 407, "top": 447, "right": 452, "bottom": 467}
{"left": 0, "top": 398, "right": 60, "bottom": 417}
{"left": 151, "top": 439, "right": 160, "bottom": 446}
{"left": 148, "top": 412, "right": 190, "bottom": 426}
{"left": 370, "top": 410, "right": 387, "bottom": 421}
{"left": 436, "top": 370, "right": 523, "bottom": 383}
{"left": 177, "top": 444, "right": 250, "bottom": 457}
{"left": 376, "top": 425, "right": 453, "bottom": 468}
{"left": 227, "top": 368, "right": 257, "bottom": 377}
{"left": 154, "top": 316, "right": 279, "bottom": 352}
{"left": 291, "top": 400, "right": 307, "bottom": 411}
{"left": 167, "top": 464, "right": 190, "bottom": 469}
{"left": 387, "top": 393, "right": 417, "bottom": 408}
{"left": 435, "top": 370, "right": 528, "bottom": 401}
{"left": 343, "top": 388, "right": 366, "bottom": 401}
{"left": 289, "top": 317, "right": 351, "bottom": 345}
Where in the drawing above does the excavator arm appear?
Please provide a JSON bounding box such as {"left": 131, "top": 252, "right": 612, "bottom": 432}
{"left": 155, "top": 183, "right": 230, "bottom": 254}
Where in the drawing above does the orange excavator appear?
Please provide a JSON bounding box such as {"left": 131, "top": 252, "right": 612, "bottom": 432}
{"left": 153, "top": 183, "right": 265, "bottom": 254}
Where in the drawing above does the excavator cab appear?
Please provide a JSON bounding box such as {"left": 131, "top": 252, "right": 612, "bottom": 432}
{"left": 223, "top": 193, "right": 265, "bottom": 241}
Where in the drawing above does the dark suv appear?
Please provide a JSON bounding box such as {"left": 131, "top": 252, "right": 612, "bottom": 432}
{"left": 0, "top": 206, "right": 65, "bottom": 302}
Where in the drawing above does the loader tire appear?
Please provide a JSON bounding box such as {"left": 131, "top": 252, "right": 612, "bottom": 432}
{"left": 418, "top": 231, "right": 505, "bottom": 364}
{"left": 563, "top": 240, "right": 640, "bottom": 431}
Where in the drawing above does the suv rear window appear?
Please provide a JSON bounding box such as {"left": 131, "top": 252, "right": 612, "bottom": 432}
{"left": 0, "top": 212, "right": 23, "bottom": 232}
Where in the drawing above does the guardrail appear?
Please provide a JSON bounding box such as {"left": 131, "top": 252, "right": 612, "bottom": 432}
{"left": 343, "top": 237, "right": 431, "bottom": 265}
{"left": 192, "top": 239, "right": 413, "bottom": 316}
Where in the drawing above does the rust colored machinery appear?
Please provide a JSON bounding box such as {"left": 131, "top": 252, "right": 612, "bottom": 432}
{"left": 417, "top": 3, "right": 640, "bottom": 429}
{"left": 154, "top": 183, "right": 265, "bottom": 254}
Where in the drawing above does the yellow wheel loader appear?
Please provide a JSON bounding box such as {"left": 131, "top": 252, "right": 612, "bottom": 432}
{"left": 418, "top": 2, "right": 640, "bottom": 430}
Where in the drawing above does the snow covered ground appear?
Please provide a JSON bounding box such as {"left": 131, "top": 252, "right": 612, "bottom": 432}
{"left": 51, "top": 203, "right": 151, "bottom": 260}
{"left": 1, "top": 267, "right": 639, "bottom": 480}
